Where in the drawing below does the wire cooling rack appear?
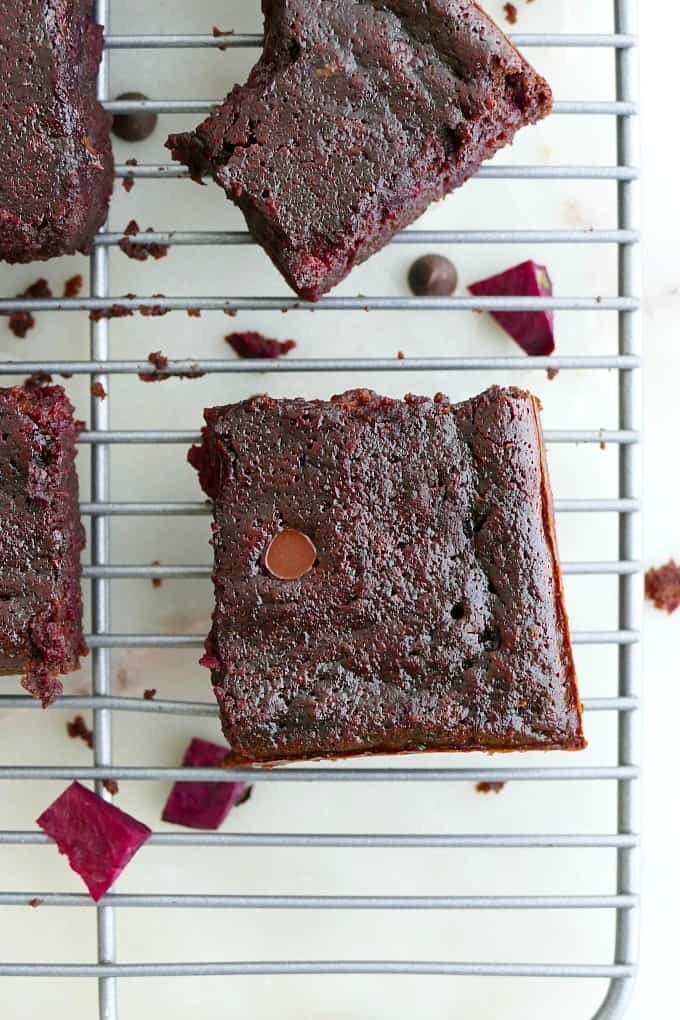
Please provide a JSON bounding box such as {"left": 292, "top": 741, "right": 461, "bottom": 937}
{"left": 0, "top": 2, "right": 641, "bottom": 1018}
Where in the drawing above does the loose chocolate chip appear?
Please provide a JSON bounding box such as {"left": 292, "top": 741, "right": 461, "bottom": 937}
{"left": 408, "top": 254, "right": 458, "bottom": 297}
{"left": 264, "top": 529, "right": 317, "bottom": 581}
{"left": 112, "top": 93, "right": 158, "bottom": 143}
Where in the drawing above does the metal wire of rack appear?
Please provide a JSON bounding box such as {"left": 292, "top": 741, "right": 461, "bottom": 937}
{"left": 0, "top": 2, "right": 641, "bottom": 1019}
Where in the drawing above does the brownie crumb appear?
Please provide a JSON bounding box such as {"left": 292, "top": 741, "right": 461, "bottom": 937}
{"left": 123, "top": 157, "right": 137, "bottom": 193}
{"left": 119, "top": 220, "right": 169, "bottom": 262}
{"left": 224, "top": 308, "right": 238, "bottom": 318}
{"left": 89, "top": 305, "right": 134, "bottom": 322}
{"left": 26, "top": 372, "right": 53, "bottom": 389}
{"left": 143, "top": 688, "right": 157, "bottom": 701}
{"left": 397, "top": 350, "right": 405, "bottom": 360}
{"left": 139, "top": 295, "right": 170, "bottom": 317}
{"left": 67, "top": 715, "right": 93, "bottom": 749}
{"left": 28, "top": 898, "right": 43, "bottom": 908}
{"left": 226, "top": 331, "right": 296, "bottom": 359}
{"left": 476, "top": 781, "right": 506, "bottom": 794}
{"left": 91, "top": 382, "right": 107, "bottom": 401}
{"left": 102, "top": 779, "right": 120, "bottom": 796}
{"left": 212, "top": 25, "right": 234, "bottom": 50}
{"left": 64, "top": 275, "right": 84, "bottom": 299}
{"left": 5, "top": 278, "right": 52, "bottom": 338}
{"left": 235, "top": 785, "right": 253, "bottom": 807}
{"left": 546, "top": 367, "right": 559, "bottom": 381}
{"left": 645, "top": 560, "right": 680, "bottom": 614}
{"left": 187, "top": 308, "right": 202, "bottom": 318}
{"left": 150, "top": 560, "right": 162, "bottom": 589}
{"left": 503, "top": 2, "right": 518, "bottom": 24}
{"left": 139, "top": 350, "right": 204, "bottom": 382}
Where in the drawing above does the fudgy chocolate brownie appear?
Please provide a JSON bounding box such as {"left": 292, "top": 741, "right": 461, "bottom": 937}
{"left": 168, "top": 0, "right": 552, "bottom": 301}
{"left": 0, "top": 1, "right": 113, "bottom": 263}
{"left": 0, "top": 382, "right": 85, "bottom": 705}
{"left": 189, "top": 386, "right": 584, "bottom": 764}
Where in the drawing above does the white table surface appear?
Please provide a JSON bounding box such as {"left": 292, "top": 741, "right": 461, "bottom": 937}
{"left": 0, "top": 1, "right": 672, "bottom": 1017}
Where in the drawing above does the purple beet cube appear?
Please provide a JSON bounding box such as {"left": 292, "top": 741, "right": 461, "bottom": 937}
{"left": 37, "top": 782, "right": 151, "bottom": 902}
{"left": 469, "top": 259, "right": 555, "bottom": 356}
{"left": 161, "top": 738, "right": 250, "bottom": 830}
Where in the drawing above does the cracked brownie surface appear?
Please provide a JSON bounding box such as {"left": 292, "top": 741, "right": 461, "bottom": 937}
{"left": 190, "top": 386, "right": 583, "bottom": 764}
{"left": 0, "top": 0, "right": 113, "bottom": 262}
{"left": 168, "top": 0, "right": 552, "bottom": 300}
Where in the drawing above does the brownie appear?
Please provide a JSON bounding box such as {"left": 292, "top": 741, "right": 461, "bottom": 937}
{"left": 0, "top": 382, "right": 85, "bottom": 705}
{"left": 0, "top": 1, "right": 113, "bottom": 263}
{"left": 189, "top": 386, "right": 584, "bottom": 764}
{"left": 167, "top": 0, "right": 552, "bottom": 301}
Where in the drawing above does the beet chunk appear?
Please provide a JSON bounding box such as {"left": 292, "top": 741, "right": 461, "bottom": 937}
{"left": 161, "top": 738, "right": 251, "bottom": 830}
{"left": 469, "top": 260, "right": 554, "bottom": 356}
{"left": 37, "top": 782, "right": 151, "bottom": 901}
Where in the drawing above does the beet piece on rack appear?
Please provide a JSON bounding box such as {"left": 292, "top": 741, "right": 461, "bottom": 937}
{"left": 161, "top": 738, "right": 251, "bottom": 830}
{"left": 469, "top": 260, "right": 555, "bottom": 356}
{"left": 37, "top": 782, "right": 151, "bottom": 901}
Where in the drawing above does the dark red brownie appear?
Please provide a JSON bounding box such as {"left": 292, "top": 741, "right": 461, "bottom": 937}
{"left": 168, "top": 0, "right": 552, "bottom": 301}
{"left": 0, "top": 382, "right": 85, "bottom": 705}
{"left": 189, "top": 386, "right": 583, "bottom": 764}
{"left": 0, "top": 1, "right": 113, "bottom": 263}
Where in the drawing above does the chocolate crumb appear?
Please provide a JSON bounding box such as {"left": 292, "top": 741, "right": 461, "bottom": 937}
{"left": 503, "top": 2, "right": 518, "bottom": 24}
{"left": 599, "top": 441, "right": 606, "bottom": 451}
{"left": 67, "top": 715, "right": 93, "bottom": 749}
{"left": 64, "top": 274, "right": 84, "bottom": 299}
{"left": 235, "top": 785, "right": 253, "bottom": 807}
{"left": 476, "top": 781, "right": 505, "bottom": 794}
{"left": 645, "top": 560, "right": 680, "bottom": 614}
{"left": 102, "top": 779, "right": 119, "bottom": 796}
{"left": 91, "top": 382, "right": 107, "bottom": 400}
{"left": 143, "top": 688, "right": 157, "bottom": 701}
{"left": 224, "top": 308, "right": 238, "bottom": 318}
{"left": 119, "top": 220, "right": 169, "bottom": 262}
{"left": 546, "top": 367, "right": 559, "bottom": 381}
{"left": 226, "top": 331, "right": 296, "bottom": 359}
{"left": 397, "top": 350, "right": 405, "bottom": 360}
{"left": 5, "top": 278, "right": 52, "bottom": 338}
{"left": 28, "top": 898, "right": 43, "bottom": 908}
{"left": 187, "top": 308, "right": 202, "bottom": 318}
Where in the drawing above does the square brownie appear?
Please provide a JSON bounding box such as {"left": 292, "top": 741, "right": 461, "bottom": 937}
{"left": 189, "top": 386, "right": 584, "bottom": 764}
{"left": 0, "top": 1, "right": 113, "bottom": 263}
{"left": 0, "top": 381, "right": 85, "bottom": 705}
{"left": 168, "top": 0, "right": 552, "bottom": 300}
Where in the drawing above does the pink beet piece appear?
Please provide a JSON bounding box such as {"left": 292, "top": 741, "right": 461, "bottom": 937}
{"left": 37, "top": 782, "right": 151, "bottom": 902}
{"left": 469, "top": 260, "right": 554, "bottom": 356}
{"left": 161, "top": 738, "right": 250, "bottom": 830}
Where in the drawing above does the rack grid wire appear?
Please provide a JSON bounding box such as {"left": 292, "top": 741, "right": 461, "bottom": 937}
{"left": 0, "top": 2, "right": 641, "bottom": 1019}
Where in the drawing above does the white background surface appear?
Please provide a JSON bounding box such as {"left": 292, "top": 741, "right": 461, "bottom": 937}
{"left": 0, "top": 1, "right": 672, "bottom": 1017}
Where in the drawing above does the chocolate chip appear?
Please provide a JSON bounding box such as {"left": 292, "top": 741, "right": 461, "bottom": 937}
{"left": 408, "top": 254, "right": 458, "bottom": 297}
{"left": 112, "top": 93, "right": 158, "bottom": 143}
{"left": 264, "top": 529, "right": 317, "bottom": 580}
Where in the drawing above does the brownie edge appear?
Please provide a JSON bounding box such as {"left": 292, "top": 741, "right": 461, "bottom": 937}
{"left": 0, "top": 1, "right": 113, "bottom": 263}
{"left": 190, "top": 386, "right": 584, "bottom": 765}
{"left": 0, "top": 382, "right": 85, "bottom": 705}
{"left": 168, "top": 0, "right": 552, "bottom": 300}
